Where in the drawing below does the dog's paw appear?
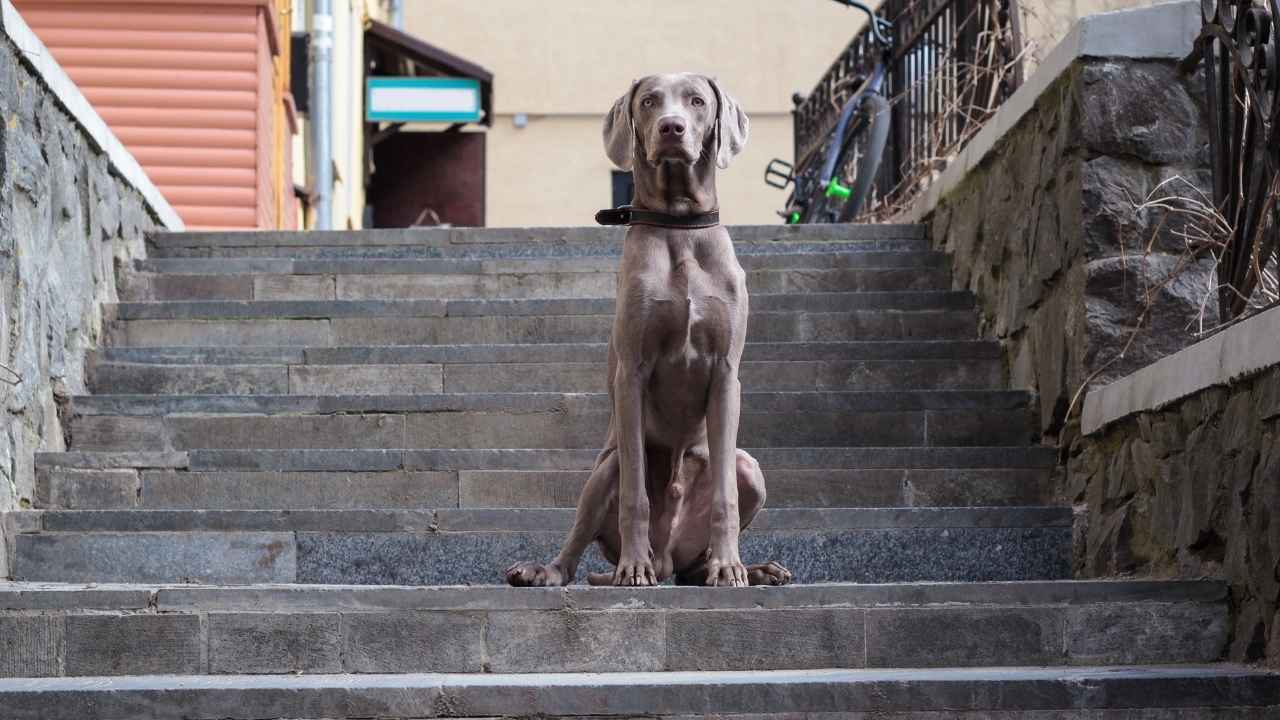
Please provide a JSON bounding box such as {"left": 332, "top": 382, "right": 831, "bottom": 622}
{"left": 505, "top": 561, "right": 567, "bottom": 587}
{"left": 704, "top": 547, "right": 748, "bottom": 587}
{"left": 613, "top": 556, "right": 658, "bottom": 586}
{"left": 747, "top": 561, "right": 793, "bottom": 586}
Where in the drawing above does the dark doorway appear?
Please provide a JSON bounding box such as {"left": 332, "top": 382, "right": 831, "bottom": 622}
{"left": 611, "top": 170, "right": 634, "bottom": 208}
{"left": 370, "top": 131, "right": 485, "bottom": 227}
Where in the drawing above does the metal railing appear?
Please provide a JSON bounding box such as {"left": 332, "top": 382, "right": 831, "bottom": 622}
{"left": 791, "top": 0, "right": 1024, "bottom": 219}
{"left": 1182, "top": 0, "right": 1279, "bottom": 321}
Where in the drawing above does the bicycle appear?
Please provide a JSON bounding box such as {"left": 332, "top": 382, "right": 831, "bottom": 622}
{"left": 765, "top": 0, "right": 893, "bottom": 224}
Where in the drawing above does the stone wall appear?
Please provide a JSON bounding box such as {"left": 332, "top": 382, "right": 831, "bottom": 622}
{"left": 1070, "top": 359, "right": 1280, "bottom": 665}
{"left": 0, "top": 23, "right": 170, "bottom": 574}
{"left": 923, "top": 57, "right": 1212, "bottom": 441}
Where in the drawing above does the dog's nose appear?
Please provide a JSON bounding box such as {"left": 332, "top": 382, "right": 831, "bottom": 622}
{"left": 658, "top": 117, "right": 686, "bottom": 136}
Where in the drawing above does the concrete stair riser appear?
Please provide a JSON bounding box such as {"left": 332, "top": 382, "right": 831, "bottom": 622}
{"left": 0, "top": 582, "right": 1228, "bottom": 677}
{"left": 110, "top": 309, "right": 979, "bottom": 346}
{"left": 35, "top": 466, "right": 1053, "bottom": 510}
{"left": 67, "top": 389, "right": 1036, "bottom": 450}
{"left": 128, "top": 266, "right": 954, "bottom": 302}
{"left": 90, "top": 357, "right": 1006, "bottom": 394}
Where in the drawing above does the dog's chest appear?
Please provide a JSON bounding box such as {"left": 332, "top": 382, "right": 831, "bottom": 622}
{"left": 647, "top": 251, "right": 736, "bottom": 363}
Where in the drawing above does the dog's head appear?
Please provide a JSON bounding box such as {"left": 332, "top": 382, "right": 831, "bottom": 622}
{"left": 603, "top": 73, "right": 749, "bottom": 172}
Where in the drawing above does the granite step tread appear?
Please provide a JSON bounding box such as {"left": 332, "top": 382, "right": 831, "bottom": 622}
{"left": 94, "top": 340, "right": 1004, "bottom": 365}
{"left": 2, "top": 665, "right": 1276, "bottom": 719}
{"left": 110, "top": 293, "right": 975, "bottom": 321}
{"left": 19, "top": 506, "right": 1074, "bottom": 533}
{"left": 36, "top": 446, "right": 1062, "bottom": 472}
{"left": 11, "top": 506, "right": 1073, "bottom": 585}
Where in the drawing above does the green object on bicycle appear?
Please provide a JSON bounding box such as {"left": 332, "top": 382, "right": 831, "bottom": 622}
{"left": 787, "top": 211, "right": 801, "bottom": 224}
{"left": 824, "top": 177, "right": 852, "bottom": 200}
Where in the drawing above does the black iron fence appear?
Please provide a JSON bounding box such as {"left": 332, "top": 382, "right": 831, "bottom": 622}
{"left": 1182, "top": 0, "right": 1279, "bottom": 321}
{"left": 791, "top": 0, "right": 1024, "bottom": 219}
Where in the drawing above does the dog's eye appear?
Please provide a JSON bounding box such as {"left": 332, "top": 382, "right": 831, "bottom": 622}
{"left": 691, "top": 97, "right": 705, "bottom": 107}
{"left": 640, "top": 98, "right": 654, "bottom": 108}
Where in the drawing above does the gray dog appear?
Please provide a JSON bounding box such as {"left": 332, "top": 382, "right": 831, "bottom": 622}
{"left": 506, "top": 73, "right": 792, "bottom": 588}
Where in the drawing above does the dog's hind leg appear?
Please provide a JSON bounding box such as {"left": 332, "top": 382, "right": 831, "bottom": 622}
{"left": 505, "top": 448, "right": 620, "bottom": 587}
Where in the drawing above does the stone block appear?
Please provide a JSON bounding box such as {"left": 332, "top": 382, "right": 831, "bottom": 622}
{"left": 1065, "top": 602, "right": 1227, "bottom": 664}
{"left": 485, "top": 610, "right": 665, "bottom": 672}
{"left": 168, "top": 415, "right": 405, "bottom": 450}
{"left": 253, "top": 274, "right": 335, "bottom": 300}
{"left": 149, "top": 274, "right": 253, "bottom": 301}
{"left": 0, "top": 615, "right": 62, "bottom": 677}
{"left": 342, "top": 611, "right": 484, "bottom": 672}
{"left": 64, "top": 614, "right": 202, "bottom": 676}
{"left": 15, "top": 532, "right": 296, "bottom": 584}
{"left": 208, "top": 613, "right": 341, "bottom": 674}
{"left": 289, "top": 364, "right": 443, "bottom": 394}
{"left": 36, "top": 468, "right": 138, "bottom": 509}
{"left": 665, "top": 608, "right": 865, "bottom": 670}
{"left": 458, "top": 470, "right": 589, "bottom": 508}
{"left": 865, "top": 607, "right": 1063, "bottom": 667}
{"left": 141, "top": 470, "right": 456, "bottom": 509}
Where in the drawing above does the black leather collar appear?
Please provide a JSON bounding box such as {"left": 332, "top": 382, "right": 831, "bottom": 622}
{"left": 595, "top": 205, "right": 720, "bottom": 229}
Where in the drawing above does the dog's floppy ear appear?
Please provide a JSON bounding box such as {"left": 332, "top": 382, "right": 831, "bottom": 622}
{"left": 603, "top": 79, "right": 640, "bottom": 171}
{"left": 706, "top": 77, "right": 749, "bottom": 169}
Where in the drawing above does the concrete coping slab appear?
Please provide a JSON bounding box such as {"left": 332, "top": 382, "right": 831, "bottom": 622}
{"left": 1083, "top": 303, "right": 1280, "bottom": 434}
{"left": 0, "top": 1, "right": 183, "bottom": 231}
{"left": 893, "top": 1, "right": 1201, "bottom": 223}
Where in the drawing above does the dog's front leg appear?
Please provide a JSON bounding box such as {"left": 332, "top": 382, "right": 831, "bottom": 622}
{"left": 704, "top": 357, "right": 748, "bottom": 587}
{"left": 612, "top": 361, "right": 657, "bottom": 586}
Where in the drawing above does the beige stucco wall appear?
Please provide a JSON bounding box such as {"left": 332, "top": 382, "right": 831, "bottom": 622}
{"left": 404, "top": 1, "right": 863, "bottom": 227}
{"left": 402, "top": 0, "right": 1166, "bottom": 227}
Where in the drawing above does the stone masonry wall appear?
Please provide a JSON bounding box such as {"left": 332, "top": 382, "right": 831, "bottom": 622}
{"left": 924, "top": 59, "right": 1213, "bottom": 441}
{"left": 0, "top": 35, "right": 162, "bottom": 575}
{"left": 1069, "top": 362, "right": 1280, "bottom": 665}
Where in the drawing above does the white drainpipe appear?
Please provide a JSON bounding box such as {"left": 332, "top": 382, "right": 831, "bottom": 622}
{"left": 310, "top": 0, "right": 335, "bottom": 230}
{"left": 391, "top": 0, "right": 404, "bottom": 29}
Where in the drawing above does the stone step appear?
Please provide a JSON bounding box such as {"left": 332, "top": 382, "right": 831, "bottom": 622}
{"left": 67, "top": 391, "right": 1036, "bottom": 451}
{"left": 145, "top": 224, "right": 927, "bottom": 258}
{"left": 3, "top": 665, "right": 1277, "bottom": 720}
{"left": 91, "top": 347, "right": 1005, "bottom": 394}
{"left": 35, "top": 465, "right": 1052, "bottom": 510}
{"left": 111, "top": 293, "right": 975, "bottom": 319}
{"left": 0, "top": 580, "right": 1227, "bottom": 678}
{"left": 110, "top": 307, "right": 976, "bottom": 346}
{"left": 10, "top": 506, "right": 1073, "bottom": 584}
{"left": 37, "top": 445, "right": 1061, "bottom": 472}
{"left": 128, "top": 263, "right": 952, "bottom": 301}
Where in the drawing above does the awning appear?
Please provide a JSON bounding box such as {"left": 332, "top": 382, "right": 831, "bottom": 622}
{"left": 365, "top": 19, "right": 493, "bottom": 127}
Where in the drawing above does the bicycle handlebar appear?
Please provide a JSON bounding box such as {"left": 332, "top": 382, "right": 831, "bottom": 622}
{"left": 830, "top": 0, "right": 893, "bottom": 46}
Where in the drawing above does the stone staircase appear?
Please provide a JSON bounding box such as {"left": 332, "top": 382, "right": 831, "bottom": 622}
{"left": 2, "top": 224, "right": 1276, "bottom": 718}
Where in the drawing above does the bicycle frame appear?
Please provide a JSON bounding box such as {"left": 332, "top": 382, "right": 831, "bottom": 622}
{"left": 767, "top": 0, "right": 895, "bottom": 224}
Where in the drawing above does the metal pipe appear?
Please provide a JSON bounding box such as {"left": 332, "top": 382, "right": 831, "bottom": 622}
{"left": 310, "top": 0, "right": 334, "bottom": 230}
{"left": 391, "top": 0, "right": 404, "bottom": 30}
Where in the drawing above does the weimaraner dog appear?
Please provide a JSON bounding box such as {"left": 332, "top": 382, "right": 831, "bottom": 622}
{"left": 505, "top": 73, "right": 792, "bottom": 588}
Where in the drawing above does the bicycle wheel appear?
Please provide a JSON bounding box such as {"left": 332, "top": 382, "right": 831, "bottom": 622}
{"left": 837, "top": 93, "right": 890, "bottom": 222}
{"left": 796, "top": 92, "right": 888, "bottom": 224}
